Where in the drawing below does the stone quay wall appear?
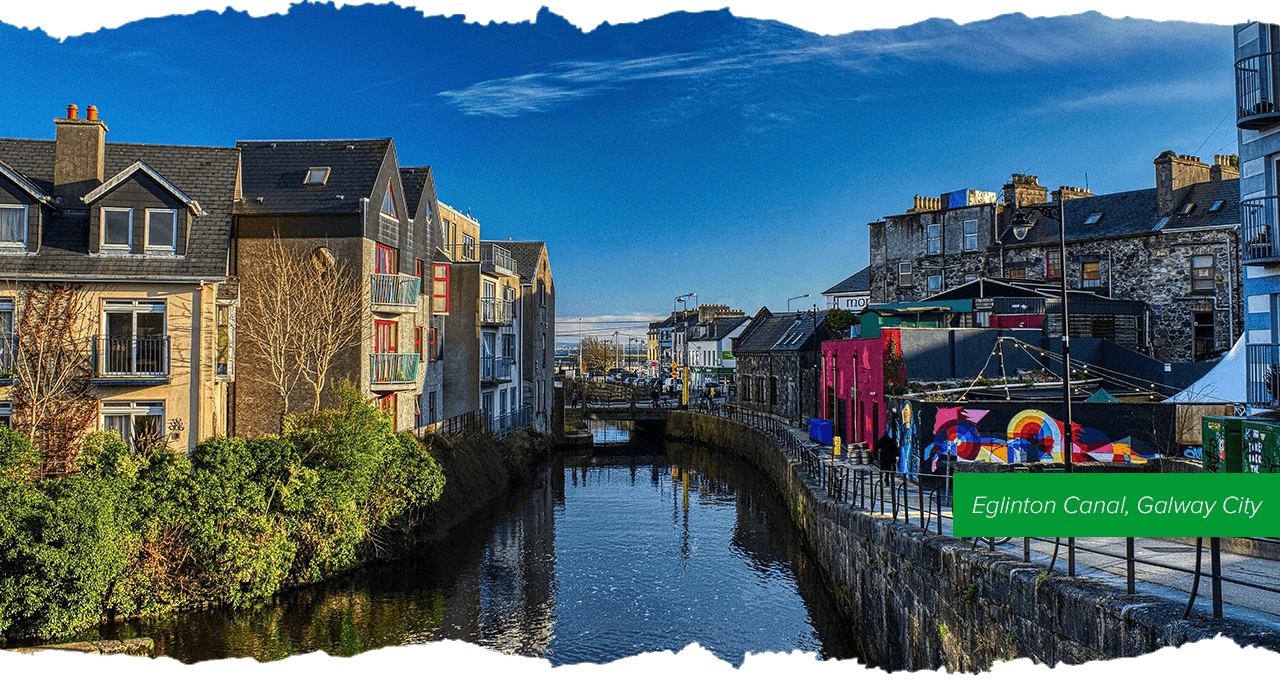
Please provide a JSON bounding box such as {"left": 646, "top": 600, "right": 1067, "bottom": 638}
{"left": 665, "top": 411, "right": 1279, "bottom": 671}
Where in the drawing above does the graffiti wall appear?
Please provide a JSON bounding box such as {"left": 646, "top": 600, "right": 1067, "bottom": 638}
{"left": 887, "top": 399, "right": 1188, "bottom": 474}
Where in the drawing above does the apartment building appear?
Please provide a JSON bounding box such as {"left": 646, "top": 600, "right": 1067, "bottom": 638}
{"left": 234, "top": 137, "right": 446, "bottom": 435}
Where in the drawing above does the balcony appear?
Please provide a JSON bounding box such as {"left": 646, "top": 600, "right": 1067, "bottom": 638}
{"left": 481, "top": 355, "right": 514, "bottom": 384}
{"left": 370, "top": 273, "right": 420, "bottom": 311}
{"left": 1248, "top": 343, "right": 1280, "bottom": 408}
{"left": 1236, "top": 51, "right": 1280, "bottom": 130}
{"left": 480, "top": 297, "right": 514, "bottom": 326}
{"left": 92, "top": 335, "right": 170, "bottom": 384}
{"left": 370, "top": 352, "right": 419, "bottom": 387}
{"left": 480, "top": 243, "right": 517, "bottom": 276}
{"left": 1242, "top": 196, "right": 1280, "bottom": 264}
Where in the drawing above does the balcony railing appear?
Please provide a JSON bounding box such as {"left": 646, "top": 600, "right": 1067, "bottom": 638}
{"left": 1247, "top": 343, "right": 1280, "bottom": 408}
{"left": 1242, "top": 196, "right": 1280, "bottom": 264}
{"left": 486, "top": 407, "right": 532, "bottom": 437}
{"left": 481, "top": 297, "right": 514, "bottom": 325}
{"left": 370, "top": 273, "right": 420, "bottom": 308}
{"left": 93, "top": 335, "right": 170, "bottom": 377}
{"left": 481, "top": 355, "right": 514, "bottom": 383}
{"left": 480, "top": 243, "right": 517, "bottom": 276}
{"left": 1236, "top": 50, "right": 1280, "bottom": 130}
{"left": 370, "top": 352, "right": 419, "bottom": 384}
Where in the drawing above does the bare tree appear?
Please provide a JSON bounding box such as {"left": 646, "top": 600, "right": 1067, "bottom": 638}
{"left": 8, "top": 282, "right": 97, "bottom": 475}
{"left": 580, "top": 337, "right": 614, "bottom": 374}
{"left": 295, "top": 251, "right": 366, "bottom": 410}
{"left": 239, "top": 235, "right": 367, "bottom": 429}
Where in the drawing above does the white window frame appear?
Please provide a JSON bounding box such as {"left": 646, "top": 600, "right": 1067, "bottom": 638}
{"left": 0, "top": 204, "right": 28, "bottom": 249}
{"left": 144, "top": 208, "right": 177, "bottom": 252}
{"left": 1191, "top": 254, "right": 1216, "bottom": 292}
{"left": 100, "top": 400, "right": 165, "bottom": 446}
{"left": 926, "top": 223, "right": 941, "bottom": 255}
{"left": 101, "top": 207, "right": 133, "bottom": 249}
{"left": 897, "top": 262, "right": 913, "bottom": 288}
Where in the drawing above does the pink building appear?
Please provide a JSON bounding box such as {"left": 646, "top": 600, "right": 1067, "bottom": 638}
{"left": 820, "top": 332, "right": 893, "bottom": 449}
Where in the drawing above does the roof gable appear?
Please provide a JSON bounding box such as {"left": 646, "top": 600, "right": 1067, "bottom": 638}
{"left": 83, "top": 160, "right": 203, "bottom": 215}
{"left": 0, "top": 159, "right": 55, "bottom": 207}
{"left": 822, "top": 265, "right": 871, "bottom": 295}
{"left": 236, "top": 138, "right": 393, "bottom": 215}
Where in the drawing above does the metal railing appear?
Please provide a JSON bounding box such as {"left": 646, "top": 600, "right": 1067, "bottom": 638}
{"left": 487, "top": 407, "right": 532, "bottom": 437}
{"left": 480, "top": 243, "right": 517, "bottom": 275}
{"left": 698, "top": 403, "right": 1280, "bottom": 623}
{"left": 1242, "top": 196, "right": 1279, "bottom": 263}
{"left": 1236, "top": 50, "right": 1280, "bottom": 128}
{"left": 93, "top": 335, "right": 169, "bottom": 377}
{"left": 481, "top": 297, "right": 513, "bottom": 325}
{"left": 369, "top": 352, "right": 418, "bottom": 383}
{"left": 370, "top": 273, "right": 420, "bottom": 308}
{"left": 420, "top": 408, "right": 531, "bottom": 440}
{"left": 1247, "top": 342, "right": 1280, "bottom": 407}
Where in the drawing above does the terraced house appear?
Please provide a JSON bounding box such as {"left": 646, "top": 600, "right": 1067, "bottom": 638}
{"left": 0, "top": 106, "right": 239, "bottom": 457}
{"left": 234, "top": 137, "right": 448, "bottom": 435}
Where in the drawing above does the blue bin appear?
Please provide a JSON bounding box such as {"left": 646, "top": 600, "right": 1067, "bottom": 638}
{"left": 808, "top": 418, "right": 833, "bottom": 445}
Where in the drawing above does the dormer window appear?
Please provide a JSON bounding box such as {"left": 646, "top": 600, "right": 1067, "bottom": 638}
{"left": 380, "top": 182, "right": 398, "bottom": 219}
{"left": 304, "top": 167, "right": 330, "bottom": 185}
{"left": 1209, "top": 200, "right": 1225, "bottom": 212}
{"left": 102, "top": 207, "right": 132, "bottom": 249}
{"left": 1083, "top": 213, "right": 1103, "bottom": 225}
{"left": 145, "top": 209, "right": 177, "bottom": 251}
{"left": 0, "top": 205, "right": 27, "bottom": 248}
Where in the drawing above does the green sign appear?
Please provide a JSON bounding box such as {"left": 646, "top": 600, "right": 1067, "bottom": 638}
{"left": 721, "top": 350, "right": 734, "bottom": 360}
{"left": 953, "top": 474, "right": 1280, "bottom": 537}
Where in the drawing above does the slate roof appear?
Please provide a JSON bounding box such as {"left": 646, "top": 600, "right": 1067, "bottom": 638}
{"left": 0, "top": 137, "right": 239, "bottom": 280}
{"left": 735, "top": 310, "right": 828, "bottom": 352}
{"left": 697, "top": 316, "right": 749, "bottom": 341}
{"left": 399, "top": 165, "right": 433, "bottom": 217}
{"left": 236, "top": 138, "right": 393, "bottom": 215}
{"left": 1004, "top": 178, "right": 1240, "bottom": 246}
{"left": 501, "top": 241, "right": 549, "bottom": 285}
{"left": 822, "top": 265, "right": 871, "bottom": 296}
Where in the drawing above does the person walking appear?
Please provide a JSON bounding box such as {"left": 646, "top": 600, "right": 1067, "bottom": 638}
{"left": 875, "top": 427, "right": 897, "bottom": 472}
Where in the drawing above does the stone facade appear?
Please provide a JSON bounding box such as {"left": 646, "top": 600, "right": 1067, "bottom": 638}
{"left": 867, "top": 156, "right": 1244, "bottom": 364}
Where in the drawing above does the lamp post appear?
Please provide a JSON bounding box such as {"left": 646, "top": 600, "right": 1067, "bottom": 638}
{"left": 787, "top": 294, "right": 810, "bottom": 312}
{"left": 613, "top": 330, "right": 620, "bottom": 370}
{"left": 1007, "top": 191, "right": 1073, "bottom": 474}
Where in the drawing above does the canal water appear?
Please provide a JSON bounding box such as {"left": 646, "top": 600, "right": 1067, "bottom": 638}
{"left": 92, "top": 439, "right": 860, "bottom": 666}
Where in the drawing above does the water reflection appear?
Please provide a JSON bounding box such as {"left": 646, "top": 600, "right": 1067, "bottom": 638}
{"left": 91, "top": 441, "right": 860, "bottom": 666}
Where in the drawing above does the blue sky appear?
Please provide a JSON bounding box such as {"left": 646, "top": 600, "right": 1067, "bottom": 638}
{"left": 0, "top": 3, "right": 1267, "bottom": 349}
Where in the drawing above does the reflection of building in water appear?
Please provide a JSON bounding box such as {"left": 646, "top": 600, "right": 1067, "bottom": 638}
{"left": 587, "top": 419, "right": 633, "bottom": 443}
{"left": 438, "top": 465, "right": 558, "bottom": 655}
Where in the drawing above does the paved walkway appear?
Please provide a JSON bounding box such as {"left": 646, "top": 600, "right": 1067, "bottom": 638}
{"left": 784, "top": 422, "right": 1280, "bottom": 632}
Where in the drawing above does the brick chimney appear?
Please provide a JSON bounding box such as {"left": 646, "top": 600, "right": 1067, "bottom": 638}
{"left": 54, "top": 104, "right": 108, "bottom": 205}
{"left": 1211, "top": 154, "right": 1239, "bottom": 182}
{"left": 1001, "top": 174, "right": 1048, "bottom": 208}
{"left": 1154, "top": 151, "right": 1210, "bottom": 217}
{"left": 908, "top": 195, "right": 941, "bottom": 213}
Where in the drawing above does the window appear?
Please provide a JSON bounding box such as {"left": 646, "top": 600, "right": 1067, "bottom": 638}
{"left": 0, "top": 298, "right": 13, "bottom": 374}
{"left": 101, "top": 401, "right": 164, "bottom": 448}
{"left": 1083, "top": 213, "right": 1103, "bottom": 225}
{"left": 502, "top": 333, "right": 515, "bottom": 360}
{"left": 427, "top": 391, "right": 437, "bottom": 424}
{"left": 215, "top": 303, "right": 235, "bottom": 379}
{"left": 375, "top": 243, "right": 398, "bottom": 274}
{"left": 927, "top": 274, "right": 942, "bottom": 291}
{"left": 415, "top": 326, "right": 423, "bottom": 359}
{"left": 102, "top": 300, "right": 166, "bottom": 375}
{"left": 1180, "top": 203, "right": 1197, "bottom": 216}
{"left": 102, "top": 207, "right": 132, "bottom": 248}
{"left": 374, "top": 319, "right": 397, "bottom": 353}
{"left": 380, "top": 182, "right": 398, "bottom": 219}
{"left": 897, "top": 262, "right": 913, "bottom": 288}
{"left": 378, "top": 394, "right": 396, "bottom": 430}
{"left": 926, "top": 224, "right": 941, "bottom": 255}
{"left": 1081, "top": 261, "right": 1102, "bottom": 288}
{"left": 0, "top": 401, "right": 9, "bottom": 428}
{"left": 416, "top": 259, "right": 425, "bottom": 293}
{"left": 1209, "top": 200, "right": 1225, "bottom": 212}
{"left": 1046, "top": 250, "right": 1062, "bottom": 279}
{"left": 1007, "top": 268, "right": 1026, "bottom": 279}
{"left": 0, "top": 205, "right": 26, "bottom": 247}
{"left": 429, "top": 326, "right": 440, "bottom": 360}
{"left": 432, "top": 263, "right": 450, "bottom": 314}
{"left": 145, "top": 209, "right": 176, "bottom": 251}
{"left": 1191, "top": 254, "right": 1216, "bottom": 291}
{"left": 963, "top": 220, "right": 978, "bottom": 251}
{"left": 303, "top": 167, "right": 330, "bottom": 185}
{"left": 462, "top": 233, "right": 476, "bottom": 260}
{"left": 741, "top": 380, "right": 750, "bottom": 402}
{"left": 963, "top": 273, "right": 979, "bottom": 284}
{"left": 482, "top": 332, "right": 496, "bottom": 380}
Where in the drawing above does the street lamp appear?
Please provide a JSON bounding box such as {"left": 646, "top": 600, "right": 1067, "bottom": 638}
{"left": 613, "top": 330, "right": 620, "bottom": 370}
{"left": 1007, "top": 189, "right": 1073, "bottom": 474}
{"left": 787, "top": 294, "right": 810, "bottom": 311}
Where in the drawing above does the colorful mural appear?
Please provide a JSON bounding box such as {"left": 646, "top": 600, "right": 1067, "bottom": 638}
{"left": 921, "top": 407, "right": 1160, "bottom": 468}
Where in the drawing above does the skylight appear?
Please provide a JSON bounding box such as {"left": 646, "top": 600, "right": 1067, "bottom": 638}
{"left": 1180, "top": 203, "right": 1196, "bottom": 215}
{"left": 1209, "top": 200, "right": 1225, "bottom": 212}
{"left": 1154, "top": 216, "right": 1170, "bottom": 230}
{"left": 304, "top": 167, "right": 329, "bottom": 185}
{"left": 1083, "top": 213, "right": 1103, "bottom": 225}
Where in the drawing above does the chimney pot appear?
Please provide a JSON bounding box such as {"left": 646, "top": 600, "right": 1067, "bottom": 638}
{"left": 86, "top": 105, "right": 98, "bottom": 121}
{"left": 66, "top": 104, "right": 78, "bottom": 119}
